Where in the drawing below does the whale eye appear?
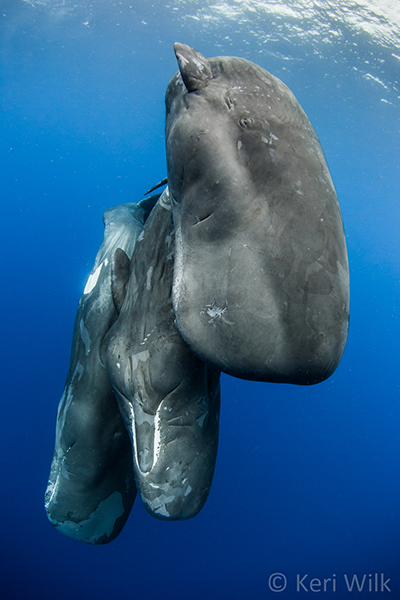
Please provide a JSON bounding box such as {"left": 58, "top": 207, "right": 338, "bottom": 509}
{"left": 239, "top": 117, "right": 254, "bottom": 129}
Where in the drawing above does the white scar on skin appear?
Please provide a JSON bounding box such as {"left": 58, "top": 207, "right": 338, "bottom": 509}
{"left": 79, "top": 319, "right": 91, "bottom": 355}
{"left": 203, "top": 300, "right": 234, "bottom": 325}
{"left": 83, "top": 260, "right": 107, "bottom": 295}
{"left": 146, "top": 266, "right": 153, "bottom": 290}
{"left": 159, "top": 187, "right": 171, "bottom": 210}
{"left": 53, "top": 492, "right": 124, "bottom": 544}
{"left": 130, "top": 350, "right": 150, "bottom": 372}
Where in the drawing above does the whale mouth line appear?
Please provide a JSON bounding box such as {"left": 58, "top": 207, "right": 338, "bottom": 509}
{"left": 114, "top": 387, "right": 163, "bottom": 477}
{"left": 192, "top": 212, "right": 213, "bottom": 226}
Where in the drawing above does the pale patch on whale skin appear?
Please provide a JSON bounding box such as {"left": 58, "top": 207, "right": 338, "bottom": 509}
{"left": 83, "top": 262, "right": 103, "bottom": 295}
{"left": 52, "top": 492, "right": 125, "bottom": 545}
{"left": 79, "top": 319, "right": 91, "bottom": 355}
{"left": 146, "top": 266, "right": 154, "bottom": 290}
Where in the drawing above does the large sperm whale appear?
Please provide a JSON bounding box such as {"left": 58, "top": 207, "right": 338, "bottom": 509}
{"left": 105, "top": 190, "right": 221, "bottom": 520}
{"left": 166, "top": 43, "right": 349, "bottom": 384}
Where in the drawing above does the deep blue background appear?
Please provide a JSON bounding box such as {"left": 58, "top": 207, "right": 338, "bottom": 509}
{"left": 1, "top": 1, "right": 400, "bottom": 598}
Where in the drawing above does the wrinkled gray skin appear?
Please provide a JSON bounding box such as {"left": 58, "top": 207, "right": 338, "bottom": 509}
{"left": 166, "top": 43, "right": 350, "bottom": 385}
{"left": 106, "top": 189, "right": 221, "bottom": 520}
{"left": 45, "top": 197, "right": 158, "bottom": 544}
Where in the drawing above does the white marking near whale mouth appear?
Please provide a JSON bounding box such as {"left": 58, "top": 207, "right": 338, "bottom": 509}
{"left": 128, "top": 394, "right": 163, "bottom": 474}
{"left": 115, "top": 350, "right": 164, "bottom": 475}
{"left": 129, "top": 350, "right": 150, "bottom": 372}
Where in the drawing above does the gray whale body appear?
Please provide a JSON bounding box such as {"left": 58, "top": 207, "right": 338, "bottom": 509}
{"left": 45, "top": 197, "right": 157, "bottom": 544}
{"left": 166, "top": 43, "right": 349, "bottom": 384}
{"left": 106, "top": 190, "right": 221, "bottom": 520}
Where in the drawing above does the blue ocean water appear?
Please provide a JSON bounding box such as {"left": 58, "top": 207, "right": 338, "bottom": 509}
{"left": 1, "top": 1, "right": 399, "bottom": 598}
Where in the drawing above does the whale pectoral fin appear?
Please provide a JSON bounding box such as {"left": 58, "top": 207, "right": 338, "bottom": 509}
{"left": 112, "top": 248, "right": 131, "bottom": 314}
{"left": 174, "top": 42, "right": 213, "bottom": 92}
